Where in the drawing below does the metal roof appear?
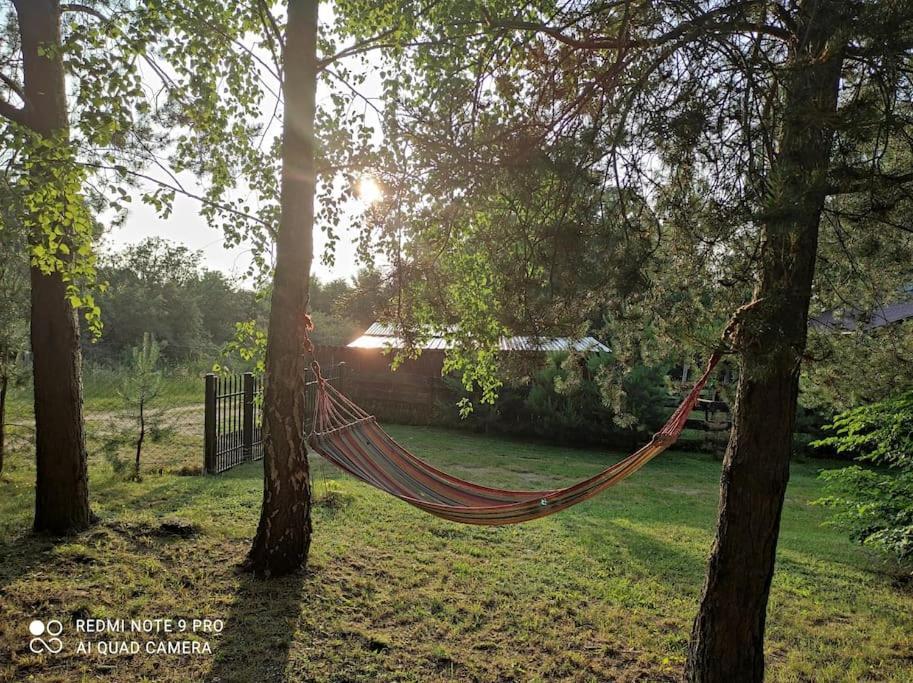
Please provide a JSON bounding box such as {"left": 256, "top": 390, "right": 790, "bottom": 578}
{"left": 348, "top": 323, "right": 610, "bottom": 353}
{"left": 810, "top": 301, "right": 913, "bottom": 331}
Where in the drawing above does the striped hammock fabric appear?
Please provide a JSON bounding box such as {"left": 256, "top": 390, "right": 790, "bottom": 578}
{"left": 307, "top": 353, "right": 722, "bottom": 525}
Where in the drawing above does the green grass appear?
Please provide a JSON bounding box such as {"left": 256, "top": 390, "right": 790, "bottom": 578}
{"left": 5, "top": 369, "right": 207, "bottom": 478}
{"left": 1, "top": 426, "right": 911, "bottom": 682}
{"left": 6, "top": 366, "right": 203, "bottom": 414}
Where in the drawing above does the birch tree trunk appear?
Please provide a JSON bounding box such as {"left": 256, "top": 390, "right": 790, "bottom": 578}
{"left": 244, "top": 0, "right": 317, "bottom": 576}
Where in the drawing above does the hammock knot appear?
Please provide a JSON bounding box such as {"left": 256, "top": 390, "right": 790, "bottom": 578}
{"left": 311, "top": 360, "right": 325, "bottom": 384}
{"left": 301, "top": 312, "right": 315, "bottom": 354}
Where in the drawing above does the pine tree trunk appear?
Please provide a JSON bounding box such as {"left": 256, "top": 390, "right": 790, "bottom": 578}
{"left": 0, "top": 373, "right": 7, "bottom": 476}
{"left": 685, "top": 4, "right": 845, "bottom": 680}
{"left": 16, "top": 0, "right": 92, "bottom": 534}
{"left": 244, "top": 0, "right": 317, "bottom": 577}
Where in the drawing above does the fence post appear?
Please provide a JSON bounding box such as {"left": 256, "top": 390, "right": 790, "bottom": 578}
{"left": 204, "top": 373, "right": 217, "bottom": 474}
{"left": 337, "top": 361, "right": 346, "bottom": 392}
{"left": 242, "top": 372, "right": 254, "bottom": 462}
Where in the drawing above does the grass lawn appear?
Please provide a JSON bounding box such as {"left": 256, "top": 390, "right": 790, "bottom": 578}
{"left": 1, "top": 425, "right": 911, "bottom": 682}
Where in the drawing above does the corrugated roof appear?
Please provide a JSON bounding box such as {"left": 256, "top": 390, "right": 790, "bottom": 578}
{"left": 348, "top": 323, "right": 610, "bottom": 353}
{"left": 810, "top": 301, "right": 913, "bottom": 331}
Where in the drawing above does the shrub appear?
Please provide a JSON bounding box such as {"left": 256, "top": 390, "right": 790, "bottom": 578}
{"left": 441, "top": 352, "right": 671, "bottom": 447}
{"left": 813, "top": 392, "right": 913, "bottom": 565}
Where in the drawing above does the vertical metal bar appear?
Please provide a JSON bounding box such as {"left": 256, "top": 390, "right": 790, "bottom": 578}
{"left": 231, "top": 375, "right": 241, "bottom": 465}
{"left": 216, "top": 377, "right": 225, "bottom": 472}
{"left": 253, "top": 375, "right": 261, "bottom": 458}
{"left": 220, "top": 375, "right": 225, "bottom": 472}
{"left": 233, "top": 374, "right": 239, "bottom": 466}
{"left": 230, "top": 376, "right": 234, "bottom": 467}
{"left": 204, "top": 373, "right": 216, "bottom": 474}
{"left": 225, "top": 375, "right": 230, "bottom": 468}
{"left": 253, "top": 375, "right": 259, "bottom": 457}
{"left": 217, "top": 375, "right": 223, "bottom": 472}
{"left": 243, "top": 372, "right": 254, "bottom": 462}
{"left": 218, "top": 375, "right": 224, "bottom": 472}
{"left": 238, "top": 374, "right": 243, "bottom": 463}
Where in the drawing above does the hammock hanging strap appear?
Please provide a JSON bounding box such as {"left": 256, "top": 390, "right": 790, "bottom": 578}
{"left": 306, "top": 350, "right": 722, "bottom": 526}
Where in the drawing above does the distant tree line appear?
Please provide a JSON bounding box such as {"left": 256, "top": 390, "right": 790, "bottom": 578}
{"left": 84, "top": 238, "right": 260, "bottom": 365}
{"left": 80, "top": 237, "right": 389, "bottom": 366}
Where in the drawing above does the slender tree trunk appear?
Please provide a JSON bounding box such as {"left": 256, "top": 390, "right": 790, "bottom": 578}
{"left": 0, "top": 373, "right": 7, "bottom": 476}
{"left": 15, "top": 0, "right": 91, "bottom": 534}
{"left": 685, "top": 4, "right": 845, "bottom": 681}
{"left": 134, "top": 396, "right": 145, "bottom": 481}
{"left": 244, "top": 0, "right": 317, "bottom": 576}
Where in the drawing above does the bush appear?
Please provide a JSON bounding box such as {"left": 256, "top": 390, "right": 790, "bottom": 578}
{"left": 440, "top": 352, "right": 671, "bottom": 448}
{"left": 813, "top": 392, "right": 913, "bottom": 565}
{"left": 793, "top": 403, "right": 833, "bottom": 458}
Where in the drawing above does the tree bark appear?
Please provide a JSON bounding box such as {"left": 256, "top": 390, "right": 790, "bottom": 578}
{"left": 244, "top": 0, "right": 317, "bottom": 576}
{"left": 134, "top": 396, "right": 145, "bottom": 481}
{"left": 0, "top": 373, "right": 7, "bottom": 476}
{"left": 14, "top": 0, "right": 92, "bottom": 534}
{"left": 685, "top": 4, "right": 846, "bottom": 681}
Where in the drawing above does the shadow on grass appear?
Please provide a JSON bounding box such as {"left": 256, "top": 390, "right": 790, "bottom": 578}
{"left": 91, "top": 463, "right": 264, "bottom": 517}
{"left": 206, "top": 571, "right": 306, "bottom": 683}
{"left": 558, "top": 512, "right": 709, "bottom": 600}
{"left": 0, "top": 532, "right": 60, "bottom": 595}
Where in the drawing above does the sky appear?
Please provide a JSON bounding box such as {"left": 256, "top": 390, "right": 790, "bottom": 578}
{"left": 104, "top": 180, "right": 364, "bottom": 284}
{"left": 104, "top": 9, "right": 382, "bottom": 286}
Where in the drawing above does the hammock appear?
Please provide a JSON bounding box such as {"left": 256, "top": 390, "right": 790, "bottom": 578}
{"left": 307, "top": 352, "right": 721, "bottom": 525}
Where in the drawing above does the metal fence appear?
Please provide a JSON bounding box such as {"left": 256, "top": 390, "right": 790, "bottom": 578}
{"left": 203, "top": 365, "right": 344, "bottom": 474}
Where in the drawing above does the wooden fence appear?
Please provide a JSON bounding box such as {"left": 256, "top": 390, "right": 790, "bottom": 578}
{"left": 307, "top": 346, "right": 737, "bottom": 428}
{"left": 204, "top": 347, "right": 733, "bottom": 468}
{"left": 312, "top": 346, "right": 448, "bottom": 424}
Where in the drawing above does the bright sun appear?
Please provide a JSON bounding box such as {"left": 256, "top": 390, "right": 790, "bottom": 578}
{"left": 356, "top": 176, "right": 383, "bottom": 205}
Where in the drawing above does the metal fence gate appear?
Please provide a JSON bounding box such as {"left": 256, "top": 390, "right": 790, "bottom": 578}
{"left": 203, "top": 365, "right": 344, "bottom": 474}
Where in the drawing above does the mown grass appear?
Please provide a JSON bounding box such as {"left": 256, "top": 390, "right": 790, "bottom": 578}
{"left": 6, "top": 368, "right": 203, "bottom": 415}
{"left": 1, "top": 425, "right": 911, "bottom": 682}
{"left": 5, "top": 370, "right": 206, "bottom": 478}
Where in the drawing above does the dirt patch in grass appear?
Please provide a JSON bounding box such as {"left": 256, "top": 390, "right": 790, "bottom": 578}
{"left": 313, "top": 487, "right": 354, "bottom": 513}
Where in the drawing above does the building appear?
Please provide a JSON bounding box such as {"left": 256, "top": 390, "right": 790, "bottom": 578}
{"left": 347, "top": 322, "right": 611, "bottom": 353}
{"left": 810, "top": 299, "right": 913, "bottom": 332}
{"left": 315, "top": 323, "right": 609, "bottom": 425}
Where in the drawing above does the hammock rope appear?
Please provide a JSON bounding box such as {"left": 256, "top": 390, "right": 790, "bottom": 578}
{"left": 305, "top": 342, "right": 722, "bottom": 526}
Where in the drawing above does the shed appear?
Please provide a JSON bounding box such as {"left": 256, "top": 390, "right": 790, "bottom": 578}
{"left": 810, "top": 300, "right": 913, "bottom": 332}
{"left": 348, "top": 323, "right": 610, "bottom": 353}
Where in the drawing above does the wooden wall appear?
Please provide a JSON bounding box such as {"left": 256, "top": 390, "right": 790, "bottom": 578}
{"left": 314, "top": 346, "right": 449, "bottom": 424}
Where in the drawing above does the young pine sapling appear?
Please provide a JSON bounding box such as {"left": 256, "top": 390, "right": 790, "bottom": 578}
{"left": 119, "top": 333, "right": 163, "bottom": 481}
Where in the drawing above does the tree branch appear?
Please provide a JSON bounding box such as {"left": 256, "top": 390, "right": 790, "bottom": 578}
{"left": 318, "top": 0, "right": 451, "bottom": 69}
{"left": 826, "top": 168, "right": 913, "bottom": 196}
{"left": 484, "top": 1, "right": 792, "bottom": 51}
{"left": 0, "top": 96, "right": 27, "bottom": 126}
{"left": 256, "top": 0, "right": 284, "bottom": 50}
{"left": 0, "top": 72, "right": 25, "bottom": 102}
{"left": 319, "top": 27, "right": 399, "bottom": 68}
{"left": 254, "top": 0, "right": 283, "bottom": 81}
{"left": 484, "top": 16, "right": 636, "bottom": 50}
{"left": 79, "top": 161, "right": 277, "bottom": 239}
{"left": 59, "top": 3, "right": 108, "bottom": 21}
